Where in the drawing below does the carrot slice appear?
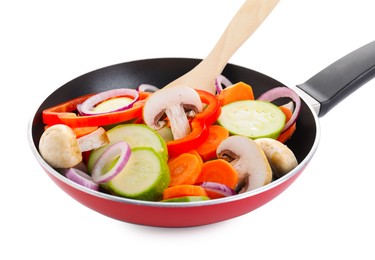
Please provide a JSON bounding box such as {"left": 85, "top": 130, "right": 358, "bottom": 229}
{"left": 217, "top": 81, "right": 254, "bottom": 106}
{"left": 168, "top": 153, "right": 203, "bottom": 186}
{"left": 168, "top": 150, "right": 203, "bottom": 165}
{"left": 195, "top": 159, "right": 238, "bottom": 189}
{"left": 187, "top": 150, "right": 204, "bottom": 165}
{"left": 201, "top": 183, "right": 234, "bottom": 199}
{"left": 277, "top": 106, "right": 297, "bottom": 143}
{"left": 279, "top": 106, "right": 292, "bottom": 121}
{"left": 205, "top": 190, "right": 224, "bottom": 199}
{"left": 196, "top": 125, "right": 229, "bottom": 161}
{"left": 278, "top": 122, "right": 296, "bottom": 143}
{"left": 72, "top": 126, "right": 100, "bottom": 138}
{"left": 163, "top": 184, "right": 208, "bottom": 200}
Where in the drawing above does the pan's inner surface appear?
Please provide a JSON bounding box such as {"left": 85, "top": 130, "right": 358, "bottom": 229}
{"left": 32, "top": 58, "right": 316, "bottom": 169}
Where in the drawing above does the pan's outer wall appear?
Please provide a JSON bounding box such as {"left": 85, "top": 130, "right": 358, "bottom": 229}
{"left": 42, "top": 163, "right": 307, "bottom": 227}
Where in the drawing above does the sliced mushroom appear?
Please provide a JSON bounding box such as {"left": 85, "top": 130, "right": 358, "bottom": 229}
{"left": 39, "top": 124, "right": 109, "bottom": 168}
{"left": 77, "top": 127, "right": 109, "bottom": 152}
{"left": 216, "top": 135, "right": 272, "bottom": 192}
{"left": 255, "top": 138, "right": 298, "bottom": 178}
{"left": 143, "top": 85, "right": 203, "bottom": 140}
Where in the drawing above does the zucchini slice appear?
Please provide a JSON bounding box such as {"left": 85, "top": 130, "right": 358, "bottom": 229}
{"left": 217, "top": 100, "right": 285, "bottom": 139}
{"left": 88, "top": 124, "right": 167, "bottom": 172}
{"left": 108, "top": 147, "right": 170, "bottom": 201}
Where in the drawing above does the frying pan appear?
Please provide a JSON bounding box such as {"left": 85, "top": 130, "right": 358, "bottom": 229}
{"left": 28, "top": 40, "right": 375, "bottom": 227}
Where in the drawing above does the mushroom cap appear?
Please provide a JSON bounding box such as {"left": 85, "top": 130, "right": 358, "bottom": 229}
{"left": 39, "top": 124, "right": 82, "bottom": 168}
{"left": 142, "top": 85, "right": 203, "bottom": 130}
{"left": 255, "top": 138, "right": 298, "bottom": 178}
{"left": 216, "top": 135, "right": 272, "bottom": 192}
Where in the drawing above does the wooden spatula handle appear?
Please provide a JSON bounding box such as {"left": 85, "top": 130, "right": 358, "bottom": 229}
{"left": 165, "top": 0, "right": 280, "bottom": 93}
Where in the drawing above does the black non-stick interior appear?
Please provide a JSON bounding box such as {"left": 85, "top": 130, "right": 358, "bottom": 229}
{"left": 32, "top": 58, "right": 317, "bottom": 164}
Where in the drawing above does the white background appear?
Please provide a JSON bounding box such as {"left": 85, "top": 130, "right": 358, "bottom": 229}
{"left": 2, "top": 0, "right": 375, "bottom": 259}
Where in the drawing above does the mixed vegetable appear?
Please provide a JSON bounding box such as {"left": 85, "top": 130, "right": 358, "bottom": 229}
{"left": 39, "top": 77, "right": 300, "bottom": 202}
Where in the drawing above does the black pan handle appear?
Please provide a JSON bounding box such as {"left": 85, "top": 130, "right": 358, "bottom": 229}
{"left": 297, "top": 41, "right": 375, "bottom": 117}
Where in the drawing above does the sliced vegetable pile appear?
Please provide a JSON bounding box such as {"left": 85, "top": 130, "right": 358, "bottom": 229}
{"left": 39, "top": 77, "right": 300, "bottom": 202}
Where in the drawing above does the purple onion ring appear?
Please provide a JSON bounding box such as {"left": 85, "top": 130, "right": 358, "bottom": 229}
{"left": 79, "top": 88, "right": 139, "bottom": 115}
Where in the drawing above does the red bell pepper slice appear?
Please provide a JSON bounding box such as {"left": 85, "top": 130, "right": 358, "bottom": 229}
{"left": 166, "top": 90, "right": 221, "bottom": 157}
{"left": 42, "top": 91, "right": 151, "bottom": 127}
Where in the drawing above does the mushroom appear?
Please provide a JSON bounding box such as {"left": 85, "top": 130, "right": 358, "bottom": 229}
{"left": 143, "top": 85, "right": 203, "bottom": 140}
{"left": 216, "top": 135, "right": 272, "bottom": 193}
{"left": 39, "top": 124, "right": 109, "bottom": 168}
{"left": 254, "top": 138, "right": 298, "bottom": 178}
{"left": 39, "top": 124, "right": 82, "bottom": 168}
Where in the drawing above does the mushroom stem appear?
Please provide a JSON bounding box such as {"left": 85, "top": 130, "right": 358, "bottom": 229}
{"left": 142, "top": 85, "right": 203, "bottom": 140}
{"left": 165, "top": 104, "right": 191, "bottom": 140}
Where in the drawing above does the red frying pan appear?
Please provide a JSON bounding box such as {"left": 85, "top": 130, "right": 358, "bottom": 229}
{"left": 28, "top": 40, "right": 375, "bottom": 227}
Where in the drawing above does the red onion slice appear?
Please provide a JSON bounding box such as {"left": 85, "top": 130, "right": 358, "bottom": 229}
{"left": 65, "top": 168, "right": 99, "bottom": 191}
{"left": 215, "top": 75, "right": 233, "bottom": 94}
{"left": 91, "top": 141, "right": 131, "bottom": 183}
{"left": 200, "top": 182, "right": 236, "bottom": 197}
{"left": 138, "top": 84, "right": 159, "bottom": 93}
{"left": 76, "top": 103, "right": 83, "bottom": 115}
{"left": 79, "top": 88, "right": 139, "bottom": 115}
{"left": 72, "top": 161, "right": 88, "bottom": 173}
{"left": 258, "top": 87, "right": 301, "bottom": 131}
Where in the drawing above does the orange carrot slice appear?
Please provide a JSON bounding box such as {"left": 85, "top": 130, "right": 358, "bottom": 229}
{"left": 187, "top": 150, "right": 204, "bottom": 165}
{"left": 72, "top": 126, "right": 100, "bottom": 138}
{"left": 168, "top": 150, "right": 203, "bottom": 165}
{"left": 217, "top": 81, "right": 254, "bottom": 106}
{"left": 163, "top": 184, "right": 208, "bottom": 200}
{"left": 277, "top": 106, "right": 297, "bottom": 143}
{"left": 168, "top": 153, "right": 203, "bottom": 186}
{"left": 196, "top": 125, "right": 229, "bottom": 161}
{"left": 195, "top": 159, "right": 238, "bottom": 189}
{"left": 205, "top": 190, "right": 225, "bottom": 199}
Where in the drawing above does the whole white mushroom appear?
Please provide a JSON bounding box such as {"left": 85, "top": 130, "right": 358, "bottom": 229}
{"left": 255, "top": 138, "right": 298, "bottom": 178}
{"left": 39, "top": 124, "right": 82, "bottom": 168}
